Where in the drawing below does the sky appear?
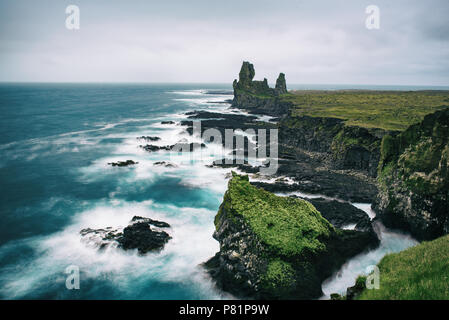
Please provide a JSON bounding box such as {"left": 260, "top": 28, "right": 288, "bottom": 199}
{"left": 0, "top": 0, "right": 448, "bottom": 85}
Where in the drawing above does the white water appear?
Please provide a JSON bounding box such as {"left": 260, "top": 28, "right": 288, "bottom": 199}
{"left": 320, "top": 206, "right": 418, "bottom": 299}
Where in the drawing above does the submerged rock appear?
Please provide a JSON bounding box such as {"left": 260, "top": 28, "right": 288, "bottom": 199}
{"left": 204, "top": 173, "right": 379, "bottom": 300}
{"left": 80, "top": 216, "right": 171, "bottom": 254}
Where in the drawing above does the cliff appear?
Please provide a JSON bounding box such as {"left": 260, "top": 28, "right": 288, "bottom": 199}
{"left": 231, "top": 61, "right": 391, "bottom": 177}
{"left": 374, "top": 108, "right": 449, "bottom": 240}
{"left": 279, "top": 116, "right": 388, "bottom": 177}
{"left": 204, "top": 173, "right": 378, "bottom": 299}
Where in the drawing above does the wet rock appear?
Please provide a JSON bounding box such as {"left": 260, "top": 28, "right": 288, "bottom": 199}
{"left": 137, "top": 136, "right": 161, "bottom": 142}
{"left": 161, "top": 121, "right": 175, "bottom": 125}
{"left": 140, "top": 142, "right": 206, "bottom": 153}
{"left": 80, "top": 216, "right": 171, "bottom": 254}
{"left": 153, "top": 161, "right": 177, "bottom": 168}
{"left": 108, "top": 160, "right": 138, "bottom": 167}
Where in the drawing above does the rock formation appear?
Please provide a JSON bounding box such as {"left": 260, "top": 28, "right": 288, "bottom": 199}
{"left": 80, "top": 216, "right": 171, "bottom": 254}
{"left": 204, "top": 173, "right": 379, "bottom": 299}
{"left": 374, "top": 108, "right": 449, "bottom": 240}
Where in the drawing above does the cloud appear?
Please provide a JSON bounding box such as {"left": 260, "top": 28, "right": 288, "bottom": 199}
{"left": 0, "top": 0, "right": 448, "bottom": 85}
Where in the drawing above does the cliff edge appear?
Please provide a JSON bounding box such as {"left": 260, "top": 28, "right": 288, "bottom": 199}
{"left": 374, "top": 108, "right": 449, "bottom": 240}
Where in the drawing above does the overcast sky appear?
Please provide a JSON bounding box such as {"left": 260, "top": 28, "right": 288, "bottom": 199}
{"left": 0, "top": 0, "right": 448, "bottom": 85}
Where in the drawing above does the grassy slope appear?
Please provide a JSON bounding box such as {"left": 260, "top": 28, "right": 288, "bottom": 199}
{"left": 281, "top": 90, "right": 449, "bottom": 131}
{"left": 358, "top": 235, "right": 449, "bottom": 300}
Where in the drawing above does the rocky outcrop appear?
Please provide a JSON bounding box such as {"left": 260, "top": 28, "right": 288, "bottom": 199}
{"left": 137, "top": 136, "right": 161, "bottom": 142}
{"left": 80, "top": 216, "right": 171, "bottom": 254}
{"left": 204, "top": 173, "right": 379, "bottom": 299}
{"left": 374, "top": 108, "right": 449, "bottom": 240}
{"left": 275, "top": 73, "right": 287, "bottom": 95}
{"left": 232, "top": 61, "right": 292, "bottom": 116}
{"left": 230, "top": 62, "right": 390, "bottom": 177}
{"left": 108, "top": 160, "right": 139, "bottom": 167}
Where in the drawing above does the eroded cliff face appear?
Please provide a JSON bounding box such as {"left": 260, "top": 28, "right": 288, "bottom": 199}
{"left": 374, "top": 108, "right": 449, "bottom": 240}
{"left": 204, "top": 173, "right": 379, "bottom": 299}
{"left": 231, "top": 61, "right": 388, "bottom": 177}
{"left": 279, "top": 116, "right": 389, "bottom": 177}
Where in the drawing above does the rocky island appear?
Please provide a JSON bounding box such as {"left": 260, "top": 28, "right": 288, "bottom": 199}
{"left": 205, "top": 173, "right": 378, "bottom": 299}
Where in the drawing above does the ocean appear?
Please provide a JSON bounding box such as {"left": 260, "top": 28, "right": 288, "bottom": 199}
{"left": 0, "top": 83, "right": 428, "bottom": 299}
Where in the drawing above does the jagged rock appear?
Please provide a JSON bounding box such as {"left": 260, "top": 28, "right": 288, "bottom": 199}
{"left": 161, "top": 121, "right": 175, "bottom": 125}
{"left": 204, "top": 173, "right": 380, "bottom": 300}
{"left": 232, "top": 61, "right": 291, "bottom": 116}
{"left": 108, "top": 160, "right": 138, "bottom": 167}
{"left": 275, "top": 73, "right": 287, "bottom": 95}
{"left": 374, "top": 108, "right": 449, "bottom": 240}
{"left": 80, "top": 216, "right": 171, "bottom": 254}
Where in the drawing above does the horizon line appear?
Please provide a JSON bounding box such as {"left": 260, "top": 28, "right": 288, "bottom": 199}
{"left": 0, "top": 81, "right": 448, "bottom": 88}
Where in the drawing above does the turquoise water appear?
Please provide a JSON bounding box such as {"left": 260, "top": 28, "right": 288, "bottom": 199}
{"left": 0, "top": 83, "right": 236, "bottom": 299}
{"left": 0, "top": 83, "right": 428, "bottom": 299}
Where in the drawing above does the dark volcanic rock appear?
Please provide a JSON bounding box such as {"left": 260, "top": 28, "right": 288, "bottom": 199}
{"left": 204, "top": 174, "right": 380, "bottom": 300}
{"left": 153, "top": 161, "right": 177, "bottom": 168}
{"left": 137, "top": 136, "right": 161, "bottom": 142}
{"left": 80, "top": 216, "right": 171, "bottom": 254}
{"left": 118, "top": 219, "right": 171, "bottom": 254}
{"left": 292, "top": 196, "right": 379, "bottom": 247}
{"left": 108, "top": 160, "right": 138, "bottom": 167}
{"left": 161, "top": 121, "right": 175, "bottom": 125}
{"left": 140, "top": 142, "right": 206, "bottom": 153}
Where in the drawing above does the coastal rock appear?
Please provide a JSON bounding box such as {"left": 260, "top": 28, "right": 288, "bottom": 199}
{"left": 161, "top": 121, "right": 175, "bottom": 125}
{"left": 374, "top": 108, "right": 449, "bottom": 240}
{"left": 232, "top": 61, "right": 291, "bottom": 116}
{"left": 230, "top": 62, "right": 387, "bottom": 177}
{"left": 204, "top": 173, "right": 380, "bottom": 299}
{"left": 140, "top": 142, "right": 206, "bottom": 153}
{"left": 137, "top": 136, "right": 161, "bottom": 142}
{"left": 279, "top": 116, "right": 389, "bottom": 177}
{"left": 153, "top": 161, "right": 177, "bottom": 168}
{"left": 275, "top": 73, "right": 287, "bottom": 95}
{"left": 108, "top": 160, "right": 138, "bottom": 167}
{"left": 80, "top": 216, "right": 171, "bottom": 254}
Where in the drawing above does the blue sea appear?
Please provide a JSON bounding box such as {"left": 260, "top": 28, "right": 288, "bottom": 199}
{"left": 0, "top": 83, "right": 427, "bottom": 299}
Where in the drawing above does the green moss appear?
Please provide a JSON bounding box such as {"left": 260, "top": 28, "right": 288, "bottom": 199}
{"left": 357, "top": 235, "right": 449, "bottom": 300}
{"left": 261, "top": 259, "right": 296, "bottom": 291}
{"left": 222, "top": 172, "right": 334, "bottom": 257}
{"left": 282, "top": 90, "right": 449, "bottom": 131}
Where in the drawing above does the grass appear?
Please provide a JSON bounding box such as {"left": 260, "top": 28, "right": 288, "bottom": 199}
{"left": 280, "top": 90, "right": 449, "bottom": 131}
{"left": 261, "top": 259, "right": 296, "bottom": 291}
{"left": 358, "top": 235, "right": 449, "bottom": 300}
{"left": 220, "top": 172, "right": 334, "bottom": 257}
